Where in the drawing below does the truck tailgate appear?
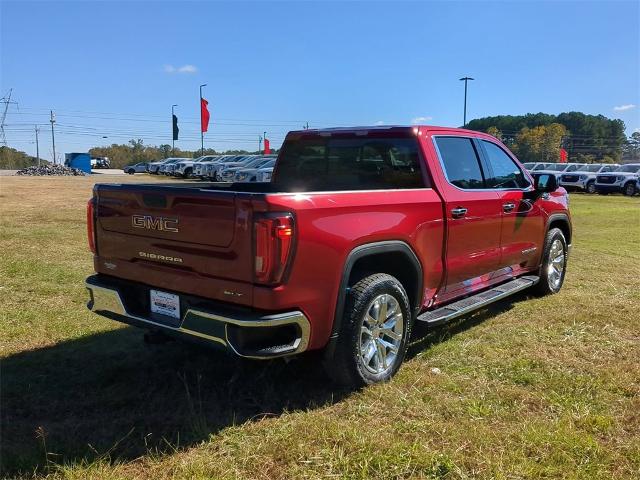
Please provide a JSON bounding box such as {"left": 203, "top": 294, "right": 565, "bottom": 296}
{"left": 94, "top": 184, "right": 257, "bottom": 303}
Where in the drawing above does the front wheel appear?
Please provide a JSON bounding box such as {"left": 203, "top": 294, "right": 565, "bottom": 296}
{"left": 533, "top": 228, "right": 568, "bottom": 296}
{"left": 323, "top": 273, "right": 412, "bottom": 387}
{"left": 183, "top": 167, "right": 192, "bottom": 178}
{"left": 623, "top": 182, "right": 637, "bottom": 196}
{"left": 127, "top": 169, "right": 135, "bottom": 175}
{"left": 586, "top": 181, "right": 596, "bottom": 194}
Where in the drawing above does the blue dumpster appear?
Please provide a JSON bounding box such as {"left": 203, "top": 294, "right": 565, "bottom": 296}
{"left": 64, "top": 153, "right": 91, "bottom": 174}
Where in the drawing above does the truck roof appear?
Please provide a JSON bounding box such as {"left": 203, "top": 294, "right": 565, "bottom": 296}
{"left": 287, "top": 125, "right": 485, "bottom": 136}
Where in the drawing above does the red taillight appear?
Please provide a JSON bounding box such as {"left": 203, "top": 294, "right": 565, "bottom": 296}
{"left": 254, "top": 213, "right": 295, "bottom": 285}
{"left": 87, "top": 198, "right": 96, "bottom": 254}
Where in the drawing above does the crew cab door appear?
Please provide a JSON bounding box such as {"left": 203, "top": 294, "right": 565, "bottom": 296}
{"left": 476, "top": 139, "right": 544, "bottom": 270}
{"left": 429, "top": 135, "right": 503, "bottom": 296}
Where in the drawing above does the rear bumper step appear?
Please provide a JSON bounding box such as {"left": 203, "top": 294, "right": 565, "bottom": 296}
{"left": 85, "top": 275, "right": 310, "bottom": 359}
{"left": 417, "top": 275, "right": 539, "bottom": 326}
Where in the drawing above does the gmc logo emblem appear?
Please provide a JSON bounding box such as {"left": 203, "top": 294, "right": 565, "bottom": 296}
{"left": 132, "top": 214, "right": 179, "bottom": 232}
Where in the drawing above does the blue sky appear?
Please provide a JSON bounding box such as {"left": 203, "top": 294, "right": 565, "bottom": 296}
{"left": 1, "top": 0, "right": 638, "bottom": 160}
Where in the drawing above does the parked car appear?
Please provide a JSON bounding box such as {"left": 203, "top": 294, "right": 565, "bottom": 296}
{"left": 559, "top": 164, "right": 619, "bottom": 193}
{"left": 193, "top": 155, "right": 232, "bottom": 179}
{"left": 594, "top": 163, "right": 640, "bottom": 196}
{"left": 256, "top": 165, "right": 274, "bottom": 182}
{"left": 234, "top": 159, "right": 276, "bottom": 182}
{"left": 534, "top": 163, "right": 574, "bottom": 177}
{"left": 204, "top": 155, "right": 251, "bottom": 180}
{"left": 209, "top": 155, "right": 259, "bottom": 181}
{"left": 173, "top": 156, "right": 217, "bottom": 178}
{"left": 148, "top": 158, "right": 178, "bottom": 174}
{"left": 123, "top": 162, "right": 149, "bottom": 174}
{"left": 221, "top": 156, "right": 275, "bottom": 182}
{"left": 524, "top": 162, "right": 554, "bottom": 172}
{"left": 85, "top": 125, "right": 571, "bottom": 387}
{"left": 158, "top": 158, "right": 189, "bottom": 175}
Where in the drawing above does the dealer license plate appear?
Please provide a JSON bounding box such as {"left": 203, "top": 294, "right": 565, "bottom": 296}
{"left": 150, "top": 289, "right": 180, "bottom": 320}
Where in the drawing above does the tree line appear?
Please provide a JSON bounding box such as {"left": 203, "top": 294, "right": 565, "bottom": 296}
{"left": 466, "top": 112, "right": 632, "bottom": 163}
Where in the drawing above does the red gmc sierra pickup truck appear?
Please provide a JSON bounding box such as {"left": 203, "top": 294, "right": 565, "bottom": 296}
{"left": 85, "top": 126, "right": 571, "bottom": 386}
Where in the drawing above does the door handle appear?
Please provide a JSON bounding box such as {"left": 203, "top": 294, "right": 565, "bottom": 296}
{"left": 503, "top": 202, "right": 516, "bottom": 213}
{"left": 451, "top": 207, "right": 468, "bottom": 218}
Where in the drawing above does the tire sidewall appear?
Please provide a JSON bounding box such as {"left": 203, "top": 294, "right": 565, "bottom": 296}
{"left": 345, "top": 275, "right": 412, "bottom": 385}
{"left": 540, "top": 228, "right": 568, "bottom": 294}
{"left": 586, "top": 182, "right": 596, "bottom": 194}
{"left": 624, "top": 182, "right": 636, "bottom": 196}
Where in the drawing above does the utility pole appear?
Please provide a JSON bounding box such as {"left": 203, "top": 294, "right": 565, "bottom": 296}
{"left": 35, "top": 126, "right": 40, "bottom": 166}
{"left": 258, "top": 135, "right": 262, "bottom": 154}
{"left": 304, "top": 121, "right": 309, "bottom": 130}
{"left": 171, "top": 104, "right": 177, "bottom": 155}
{"left": 459, "top": 76, "right": 474, "bottom": 127}
{"left": 0, "top": 89, "right": 18, "bottom": 145}
{"left": 263, "top": 131, "right": 266, "bottom": 154}
{"left": 50, "top": 110, "right": 56, "bottom": 164}
{"left": 199, "top": 84, "right": 207, "bottom": 155}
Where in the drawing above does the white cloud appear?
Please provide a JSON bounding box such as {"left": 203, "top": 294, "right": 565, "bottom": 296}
{"left": 613, "top": 104, "right": 636, "bottom": 111}
{"left": 163, "top": 64, "right": 198, "bottom": 74}
{"left": 375, "top": 120, "right": 385, "bottom": 125}
{"left": 178, "top": 64, "right": 198, "bottom": 74}
{"left": 411, "top": 116, "right": 433, "bottom": 124}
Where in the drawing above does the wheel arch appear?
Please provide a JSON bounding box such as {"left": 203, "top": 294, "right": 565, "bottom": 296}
{"left": 546, "top": 213, "right": 572, "bottom": 248}
{"left": 328, "top": 241, "right": 423, "bottom": 346}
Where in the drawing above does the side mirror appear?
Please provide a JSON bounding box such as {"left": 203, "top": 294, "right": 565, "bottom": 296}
{"left": 534, "top": 173, "right": 558, "bottom": 193}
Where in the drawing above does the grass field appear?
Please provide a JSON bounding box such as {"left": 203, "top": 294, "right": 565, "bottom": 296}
{"left": 1, "top": 176, "right": 639, "bottom": 479}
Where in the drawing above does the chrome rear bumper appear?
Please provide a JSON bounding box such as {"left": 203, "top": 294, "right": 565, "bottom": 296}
{"left": 85, "top": 275, "right": 310, "bottom": 359}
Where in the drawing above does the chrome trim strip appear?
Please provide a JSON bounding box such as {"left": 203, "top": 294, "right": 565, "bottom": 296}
{"left": 86, "top": 281, "right": 310, "bottom": 358}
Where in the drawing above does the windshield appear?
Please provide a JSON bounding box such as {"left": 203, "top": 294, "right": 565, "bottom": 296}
{"left": 581, "top": 165, "right": 602, "bottom": 172}
{"left": 547, "top": 164, "right": 568, "bottom": 171}
{"left": 275, "top": 133, "right": 424, "bottom": 191}
{"left": 614, "top": 165, "right": 640, "bottom": 173}
{"left": 523, "top": 163, "right": 534, "bottom": 169}
{"left": 599, "top": 165, "right": 616, "bottom": 172}
{"left": 532, "top": 163, "right": 549, "bottom": 171}
{"left": 565, "top": 164, "right": 586, "bottom": 172}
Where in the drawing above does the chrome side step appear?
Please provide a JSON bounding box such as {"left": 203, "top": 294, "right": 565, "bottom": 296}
{"left": 417, "top": 275, "right": 539, "bottom": 326}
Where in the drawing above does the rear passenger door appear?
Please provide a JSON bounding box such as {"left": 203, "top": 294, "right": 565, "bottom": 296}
{"left": 432, "top": 136, "right": 503, "bottom": 295}
{"left": 477, "top": 139, "right": 544, "bottom": 271}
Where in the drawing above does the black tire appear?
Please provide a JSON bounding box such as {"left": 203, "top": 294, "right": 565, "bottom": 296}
{"left": 127, "top": 169, "right": 135, "bottom": 175}
{"left": 323, "top": 273, "right": 412, "bottom": 387}
{"left": 623, "top": 182, "right": 637, "bottom": 197}
{"left": 533, "top": 228, "right": 568, "bottom": 296}
{"left": 183, "top": 167, "right": 192, "bottom": 178}
{"left": 586, "top": 181, "right": 596, "bottom": 194}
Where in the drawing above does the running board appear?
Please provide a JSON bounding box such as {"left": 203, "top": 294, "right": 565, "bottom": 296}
{"left": 417, "top": 275, "right": 539, "bottom": 326}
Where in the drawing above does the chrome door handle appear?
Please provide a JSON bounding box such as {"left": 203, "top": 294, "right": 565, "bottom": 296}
{"left": 451, "top": 207, "right": 468, "bottom": 218}
{"left": 503, "top": 202, "right": 516, "bottom": 213}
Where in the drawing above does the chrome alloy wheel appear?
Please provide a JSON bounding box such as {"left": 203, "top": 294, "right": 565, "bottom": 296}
{"left": 547, "top": 238, "right": 566, "bottom": 290}
{"left": 359, "top": 294, "right": 404, "bottom": 375}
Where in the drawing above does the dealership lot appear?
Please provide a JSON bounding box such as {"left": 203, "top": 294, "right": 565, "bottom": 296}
{"left": 1, "top": 176, "right": 639, "bottom": 478}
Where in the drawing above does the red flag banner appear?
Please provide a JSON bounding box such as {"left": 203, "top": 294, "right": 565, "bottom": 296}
{"left": 200, "top": 98, "right": 210, "bottom": 133}
{"left": 264, "top": 138, "right": 270, "bottom": 155}
{"left": 559, "top": 148, "right": 568, "bottom": 163}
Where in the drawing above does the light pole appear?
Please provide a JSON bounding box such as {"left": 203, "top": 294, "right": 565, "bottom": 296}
{"left": 50, "top": 110, "right": 56, "bottom": 164}
{"left": 459, "top": 76, "right": 474, "bottom": 127}
{"left": 171, "top": 104, "right": 178, "bottom": 155}
{"left": 199, "top": 84, "right": 207, "bottom": 155}
{"left": 35, "top": 125, "right": 40, "bottom": 166}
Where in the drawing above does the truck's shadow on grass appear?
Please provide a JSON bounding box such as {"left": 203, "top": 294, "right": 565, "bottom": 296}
{"left": 1, "top": 292, "right": 529, "bottom": 475}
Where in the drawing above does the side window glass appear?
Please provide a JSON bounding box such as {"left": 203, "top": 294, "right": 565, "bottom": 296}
{"left": 481, "top": 140, "right": 531, "bottom": 189}
{"left": 435, "top": 137, "right": 485, "bottom": 189}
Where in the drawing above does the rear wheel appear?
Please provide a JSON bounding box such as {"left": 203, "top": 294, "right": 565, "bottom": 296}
{"left": 183, "top": 167, "right": 192, "bottom": 178}
{"left": 323, "top": 273, "right": 412, "bottom": 387}
{"left": 533, "top": 228, "right": 568, "bottom": 296}
{"left": 623, "top": 182, "right": 637, "bottom": 196}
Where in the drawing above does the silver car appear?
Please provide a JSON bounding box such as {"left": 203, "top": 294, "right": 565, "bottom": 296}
{"left": 174, "top": 155, "right": 218, "bottom": 178}
{"left": 559, "top": 164, "right": 619, "bottom": 194}
{"left": 221, "top": 157, "right": 275, "bottom": 182}
{"left": 233, "top": 159, "right": 276, "bottom": 182}
{"left": 123, "top": 162, "right": 149, "bottom": 174}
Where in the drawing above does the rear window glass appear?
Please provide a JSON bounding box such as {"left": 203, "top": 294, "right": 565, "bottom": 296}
{"left": 274, "top": 135, "right": 425, "bottom": 191}
{"left": 434, "top": 137, "right": 485, "bottom": 189}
